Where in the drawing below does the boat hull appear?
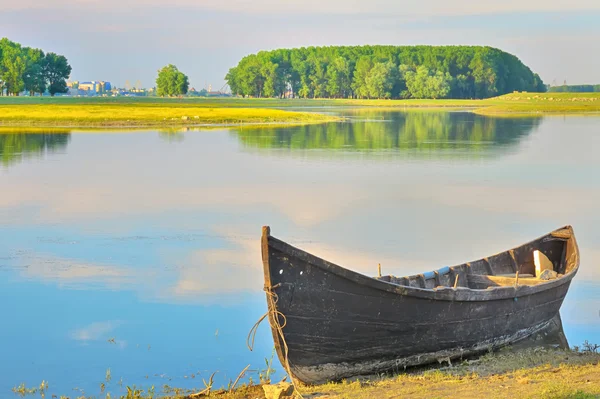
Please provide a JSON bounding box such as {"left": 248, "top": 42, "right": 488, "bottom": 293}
{"left": 261, "top": 226, "right": 578, "bottom": 384}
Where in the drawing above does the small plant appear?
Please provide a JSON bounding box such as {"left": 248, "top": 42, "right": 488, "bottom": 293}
{"left": 259, "top": 347, "right": 277, "bottom": 384}
{"left": 125, "top": 386, "right": 143, "bottom": 399}
{"left": 106, "top": 368, "right": 111, "bottom": 383}
{"left": 39, "top": 381, "right": 48, "bottom": 398}
{"left": 581, "top": 341, "right": 599, "bottom": 353}
{"left": 11, "top": 383, "right": 36, "bottom": 397}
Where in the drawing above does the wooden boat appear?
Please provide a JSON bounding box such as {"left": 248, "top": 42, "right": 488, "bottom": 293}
{"left": 261, "top": 225, "right": 579, "bottom": 384}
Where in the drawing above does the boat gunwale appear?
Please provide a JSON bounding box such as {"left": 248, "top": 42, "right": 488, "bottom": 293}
{"left": 262, "top": 225, "right": 579, "bottom": 302}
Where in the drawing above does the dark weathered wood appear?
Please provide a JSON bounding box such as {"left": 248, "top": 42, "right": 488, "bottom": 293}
{"left": 261, "top": 226, "right": 579, "bottom": 384}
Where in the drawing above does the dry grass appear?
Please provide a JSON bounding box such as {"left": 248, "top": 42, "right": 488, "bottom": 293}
{"left": 298, "top": 348, "right": 600, "bottom": 399}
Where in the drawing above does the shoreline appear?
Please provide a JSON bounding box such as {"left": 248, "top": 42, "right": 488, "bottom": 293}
{"left": 202, "top": 347, "right": 600, "bottom": 398}
{"left": 0, "top": 119, "right": 340, "bottom": 130}
{"left": 13, "top": 347, "right": 599, "bottom": 399}
{"left": 0, "top": 93, "right": 599, "bottom": 128}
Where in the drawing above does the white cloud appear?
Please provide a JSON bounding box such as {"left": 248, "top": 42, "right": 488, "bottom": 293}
{"left": 70, "top": 321, "right": 120, "bottom": 341}
{"left": 17, "top": 253, "right": 136, "bottom": 290}
{"left": 70, "top": 320, "right": 127, "bottom": 348}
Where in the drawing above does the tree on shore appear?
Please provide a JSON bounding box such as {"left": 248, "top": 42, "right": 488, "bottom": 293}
{"left": 44, "top": 53, "right": 71, "bottom": 96}
{"left": 156, "top": 65, "right": 189, "bottom": 97}
{"left": 0, "top": 38, "right": 71, "bottom": 96}
{"left": 23, "top": 48, "right": 47, "bottom": 96}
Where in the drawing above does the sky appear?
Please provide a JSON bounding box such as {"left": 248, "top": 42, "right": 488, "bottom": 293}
{"left": 1, "top": 0, "right": 599, "bottom": 89}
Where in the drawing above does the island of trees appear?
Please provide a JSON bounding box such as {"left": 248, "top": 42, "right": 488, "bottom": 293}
{"left": 0, "top": 38, "right": 72, "bottom": 96}
{"left": 226, "top": 46, "right": 546, "bottom": 100}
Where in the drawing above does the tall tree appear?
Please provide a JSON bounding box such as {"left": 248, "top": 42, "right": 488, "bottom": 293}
{"left": 23, "top": 47, "right": 46, "bottom": 96}
{"left": 326, "top": 56, "right": 351, "bottom": 98}
{"left": 1, "top": 40, "right": 26, "bottom": 95}
{"left": 156, "top": 64, "right": 189, "bottom": 97}
{"left": 365, "top": 61, "right": 397, "bottom": 99}
{"left": 44, "top": 52, "right": 72, "bottom": 96}
{"left": 352, "top": 57, "right": 373, "bottom": 99}
{"left": 405, "top": 66, "right": 453, "bottom": 99}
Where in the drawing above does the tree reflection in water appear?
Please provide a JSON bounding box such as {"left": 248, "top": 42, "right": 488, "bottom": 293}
{"left": 234, "top": 111, "right": 542, "bottom": 158}
{"left": 0, "top": 130, "right": 71, "bottom": 167}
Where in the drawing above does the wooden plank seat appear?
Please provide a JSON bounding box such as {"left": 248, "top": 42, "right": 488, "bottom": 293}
{"left": 468, "top": 273, "right": 542, "bottom": 288}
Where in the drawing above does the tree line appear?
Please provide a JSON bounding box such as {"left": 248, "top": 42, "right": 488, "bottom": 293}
{"left": 226, "top": 46, "right": 546, "bottom": 100}
{"left": 0, "top": 38, "right": 72, "bottom": 96}
{"left": 548, "top": 85, "right": 600, "bottom": 93}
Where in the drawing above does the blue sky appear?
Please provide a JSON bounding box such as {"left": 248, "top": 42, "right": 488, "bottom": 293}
{"left": 1, "top": 0, "right": 599, "bottom": 89}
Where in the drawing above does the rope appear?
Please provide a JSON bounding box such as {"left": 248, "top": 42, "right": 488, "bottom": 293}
{"left": 247, "top": 283, "right": 284, "bottom": 351}
{"left": 247, "top": 283, "right": 303, "bottom": 398}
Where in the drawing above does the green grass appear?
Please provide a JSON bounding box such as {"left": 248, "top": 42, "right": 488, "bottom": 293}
{"left": 0, "top": 92, "right": 599, "bottom": 128}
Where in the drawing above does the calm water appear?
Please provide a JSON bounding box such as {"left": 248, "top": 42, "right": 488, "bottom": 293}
{"left": 1, "top": 111, "right": 600, "bottom": 397}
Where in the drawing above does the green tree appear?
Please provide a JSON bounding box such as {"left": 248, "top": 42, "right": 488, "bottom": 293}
{"left": 405, "top": 66, "right": 453, "bottom": 99}
{"left": 44, "top": 52, "right": 72, "bottom": 96}
{"left": 1, "top": 40, "right": 26, "bottom": 95}
{"left": 352, "top": 56, "right": 373, "bottom": 99}
{"left": 365, "top": 61, "right": 397, "bottom": 99}
{"left": 156, "top": 64, "right": 189, "bottom": 97}
{"left": 23, "top": 48, "right": 46, "bottom": 96}
{"left": 326, "top": 56, "right": 351, "bottom": 98}
{"left": 261, "top": 60, "right": 281, "bottom": 98}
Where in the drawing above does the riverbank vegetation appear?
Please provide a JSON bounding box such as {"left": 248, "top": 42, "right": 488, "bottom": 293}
{"left": 0, "top": 38, "right": 71, "bottom": 96}
{"left": 0, "top": 93, "right": 598, "bottom": 128}
{"left": 226, "top": 46, "right": 546, "bottom": 99}
{"left": 10, "top": 347, "right": 600, "bottom": 398}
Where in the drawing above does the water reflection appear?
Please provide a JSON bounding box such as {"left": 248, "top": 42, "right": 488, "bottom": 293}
{"left": 512, "top": 314, "right": 569, "bottom": 351}
{"left": 0, "top": 130, "right": 71, "bottom": 167}
{"left": 234, "top": 112, "right": 541, "bottom": 157}
{"left": 158, "top": 130, "right": 186, "bottom": 143}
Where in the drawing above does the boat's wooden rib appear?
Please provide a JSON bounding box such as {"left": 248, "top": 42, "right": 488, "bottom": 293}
{"left": 261, "top": 226, "right": 579, "bottom": 384}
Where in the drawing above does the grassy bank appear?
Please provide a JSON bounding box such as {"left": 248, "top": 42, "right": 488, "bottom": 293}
{"left": 215, "top": 347, "right": 600, "bottom": 399}
{"left": 14, "top": 347, "right": 599, "bottom": 399}
{"left": 0, "top": 93, "right": 598, "bottom": 127}
{"left": 0, "top": 103, "right": 338, "bottom": 127}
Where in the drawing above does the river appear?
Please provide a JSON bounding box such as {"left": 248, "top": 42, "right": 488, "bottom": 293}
{"left": 1, "top": 110, "right": 599, "bottom": 397}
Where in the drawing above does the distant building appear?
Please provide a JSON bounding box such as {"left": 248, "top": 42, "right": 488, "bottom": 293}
{"left": 78, "top": 81, "right": 112, "bottom": 95}
{"left": 207, "top": 91, "right": 231, "bottom": 97}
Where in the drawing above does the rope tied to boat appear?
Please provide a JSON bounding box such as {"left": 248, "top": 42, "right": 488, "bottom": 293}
{"left": 247, "top": 283, "right": 304, "bottom": 398}
{"left": 247, "top": 283, "right": 285, "bottom": 351}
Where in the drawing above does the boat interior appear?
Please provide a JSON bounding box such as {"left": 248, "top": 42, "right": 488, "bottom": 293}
{"left": 376, "top": 229, "right": 577, "bottom": 290}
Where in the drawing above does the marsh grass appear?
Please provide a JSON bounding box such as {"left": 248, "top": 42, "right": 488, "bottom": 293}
{"left": 0, "top": 103, "right": 338, "bottom": 127}
{"left": 1, "top": 92, "right": 599, "bottom": 128}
